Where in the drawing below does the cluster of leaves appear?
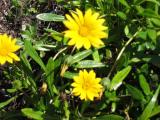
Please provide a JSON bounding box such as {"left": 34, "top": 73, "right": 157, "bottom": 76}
{"left": 0, "top": 0, "right": 160, "bottom": 120}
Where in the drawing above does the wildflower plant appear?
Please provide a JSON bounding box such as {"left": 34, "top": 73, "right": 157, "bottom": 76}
{"left": 71, "top": 69, "right": 103, "bottom": 101}
{"left": 1, "top": 0, "right": 160, "bottom": 120}
{"left": 63, "top": 9, "right": 108, "bottom": 49}
{"left": 0, "top": 34, "right": 20, "bottom": 65}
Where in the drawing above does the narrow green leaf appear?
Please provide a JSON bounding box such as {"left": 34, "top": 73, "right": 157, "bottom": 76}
{"left": 0, "top": 96, "right": 17, "bottom": 109}
{"left": 147, "top": 29, "right": 157, "bottom": 44}
{"left": 46, "top": 58, "right": 54, "bottom": 84}
{"left": 63, "top": 71, "right": 78, "bottom": 79}
{"left": 20, "top": 51, "right": 32, "bottom": 71}
{"left": 119, "top": 0, "right": 130, "bottom": 8}
{"left": 68, "top": 49, "right": 92, "bottom": 65}
{"left": 150, "top": 106, "right": 160, "bottom": 117}
{"left": 95, "top": 114, "right": 124, "bottom": 120}
{"left": 21, "top": 108, "right": 44, "bottom": 120}
{"left": 92, "top": 49, "right": 100, "bottom": 62}
{"left": 124, "top": 25, "right": 129, "bottom": 36}
{"left": 139, "top": 74, "right": 151, "bottom": 95}
{"left": 46, "top": 58, "right": 55, "bottom": 96}
{"left": 141, "top": 9, "right": 160, "bottom": 19}
{"left": 36, "top": 13, "right": 64, "bottom": 21}
{"left": 24, "top": 40, "right": 46, "bottom": 71}
{"left": 151, "top": 18, "right": 160, "bottom": 27}
{"left": 110, "top": 66, "right": 132, "bottom": 91}
{"left": 117, "top": 11, "right": 127, "bottom": 20}
{"left": 126, "top": 84, "right": 145, "bottom": 101}
{"left": 138, "top": 85, "right": 160, "bottom": 120}
{"left": 134, "top": 0, "right": 160, "bottom": 5}
{"left": 146, "top": 0, "right": 160, "bottom": 6}
{"left": 75, "top": 60, "right": 105, "bottom": 68}
{"left": 106, "top": 49, "right": 112, "bottom": 59}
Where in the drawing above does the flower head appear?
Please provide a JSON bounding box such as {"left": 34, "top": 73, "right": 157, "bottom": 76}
{"left": 0, "top": 34, "right": 21, "bottom": 65}
{"left": 63, "top": 9, "right": 108, "bottom": 49}
{"left": 71, "top": 69, "right": 103, "bottom": 101}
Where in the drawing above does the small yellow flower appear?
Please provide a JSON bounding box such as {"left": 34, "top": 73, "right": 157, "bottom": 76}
{"left": 63, "top": 9, "right": 108, "bottom": 49}
{"left": 71, "top": 69, "right": 103, "bottom": 101}
{"left": 0, "top": 34, "right": 21, "bottom": 65}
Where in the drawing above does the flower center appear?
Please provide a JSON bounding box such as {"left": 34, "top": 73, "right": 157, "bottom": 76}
{"left": 79, "top": 26, "right": 89, "bottom": 37}
{"left": 82, "top": 81, "right": 90, "bottom": 90}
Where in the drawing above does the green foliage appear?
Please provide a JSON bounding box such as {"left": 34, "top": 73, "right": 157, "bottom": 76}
{"left": 1, "top": 0, "right": 160, "bottom": 119}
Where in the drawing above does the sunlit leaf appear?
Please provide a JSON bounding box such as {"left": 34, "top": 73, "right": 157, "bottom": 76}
{"left": 36, "top": 13, "right": 64, "bottom": 21}
{"left": 138, "top": 85, "right": 160, "bottom": 120}
{"left": 110, "top": 66, "right": 132, "bottom": 90}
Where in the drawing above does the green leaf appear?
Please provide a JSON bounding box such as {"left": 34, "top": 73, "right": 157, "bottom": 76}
{"left": 147, "top": 29, "right": 157, "bottom": 44}
{"left": 137, "top": 31, "right": 147, "bottom": 40}
{"left": 138, "top": 85, "right": 160, "bottom": 120}
{"left": 21, "top": 108, "right": 44, "bottom": 120}
{"left": 141, "top": 9, "right": 160, "bottom": 19}
{"left": 0, "top": 96, "right": 17, "bottom": 109}
{"left": 119, "top": 0, "right": 130, "bottom": 8}
{"left": 117, "top": 11, "right": 127, "bottom": 20}
{"left": 151, "top": 18, "right": 160, "bottom": 27}
{"left": 110, "top": 66, "right": 132, "bottom": 90}
{"left": 20, "top": 51, "right": 32, "bottom": 71}
{"left": 126, "top": 84, "right": 145, "bottom": 101}
{"left": 92, "top": 49, "right": 100, "bottom": 62}
{"left": 36, "top": 13, "right": 64, "bottom": 21}
{"left": 75, "top": 60, "right": 105, "bottom": 68}
{"left": 150, "top": 106, "right": 160, "bottom": 117}
{"left": 124, "top": 25, "right": 129, "bottom": 36}
{"left": 46, "top": 58, "right": 54, "bottom": 84}
{"left": 106, "top": 49, "right": 112, "bottom": 59}
{"left": 139, "top": 74, "right": 151, "bottom": 95}
{"left": 24, "top": 40, "right": 46, "bottom": 71}
{"left": 46, "top": 58, "right": 55, "bottom": 96}
{"left": 63, "top": 71, "right": 78, "bottom": 79}
{"left": 134, "top": 0, "right": 160, "bottom": 5}
{"left": 67, "top": 49, "right": 92, "bottom": 65}
{"left": 95, "top": 114, "right": 124, "bottom": 120}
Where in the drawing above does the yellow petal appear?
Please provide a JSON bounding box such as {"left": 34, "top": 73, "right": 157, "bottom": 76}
{"left": 5, "top": 56, "right": 13, "bottom": 63}
{"left": 76, "top": 9, "right": 84, "bottom": 24}
{"left": 0, "top": 56, "right": 6, "bottom": 65}
{"left": 8, "top": 53, "right": 20, "bottom": 61}
{"left": 83, "top": 39, "right": 91, "bottom": 49}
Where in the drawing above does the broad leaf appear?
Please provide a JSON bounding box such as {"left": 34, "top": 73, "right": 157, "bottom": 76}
{"left": 139, "top": 74, "right": 151, "bottom": 95}
{"left": 95, "top": 114, "right": 124, "bottom": 120}
{"left": 126, "top": 84, "right": 145, "bottom": 101}
{"left": 67, "top": 49, "right": 92, "bottom": 65}
{"left": 21, "top": 108, "right": 44, "bottom": 120}
{"left": 110, "top": 66, "right": 132, "bottom": 90}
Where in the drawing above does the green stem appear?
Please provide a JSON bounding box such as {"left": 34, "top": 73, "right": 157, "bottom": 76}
{"left": 107, "top": 28, "right": 142, "bottom": 78}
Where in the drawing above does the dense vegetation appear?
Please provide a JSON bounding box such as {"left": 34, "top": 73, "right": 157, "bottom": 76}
{"left": 0, "top": 0, "right": 160, "bottom": 120}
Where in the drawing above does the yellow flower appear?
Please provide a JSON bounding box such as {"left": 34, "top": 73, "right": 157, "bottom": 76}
{"left": 71, "top": 69, "right": 103, "bottom": 101}
{"left": 0, "top": 34, "right": 21, "bottom": 65}
{"left": 63, "top": 9, "right": 108, "bottom": 49}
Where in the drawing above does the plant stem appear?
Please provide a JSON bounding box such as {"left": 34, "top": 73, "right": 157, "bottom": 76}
{"left": 107, "top": 28, "right": 142, "bottom": 78}
{"left": 53, "top": 47, "right": 67, "bottom": 61}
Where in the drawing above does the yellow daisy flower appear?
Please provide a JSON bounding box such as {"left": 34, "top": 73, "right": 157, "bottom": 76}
{"left": 71, "top": 69, "right": 103, "bottom": 101}
{"left": 63, "top": 9, "right": 108, "bottom": 49}
{"left": 0, "top": 34, "right": 21, "bottom": 65}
